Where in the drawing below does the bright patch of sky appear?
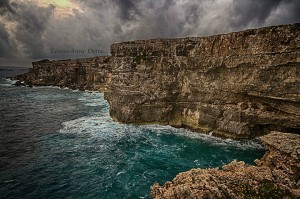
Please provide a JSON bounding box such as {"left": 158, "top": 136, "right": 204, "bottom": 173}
{"left": 30, "top": 0, "right": 82, "bottom": 17}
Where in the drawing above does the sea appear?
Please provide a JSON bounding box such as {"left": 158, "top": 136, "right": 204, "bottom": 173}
{"left": 0, "top": 67, "right": 265, "bottom": 199}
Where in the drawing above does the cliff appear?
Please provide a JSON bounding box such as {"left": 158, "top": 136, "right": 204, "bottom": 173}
{"left": 15, "top": 56, "right": 111, "bottom": 91}
{"left": 105, "top": 23, "right": 300, "bottom": 139}
{"left": 150, "top": 132, "right": 300, "bottom": 199}
{"left": 15, "top": 23, "right": 300, "bottom": 139}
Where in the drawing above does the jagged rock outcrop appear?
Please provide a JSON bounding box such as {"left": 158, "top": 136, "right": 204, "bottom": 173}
{"left": 105, "top": 23, "right": 300, "bottom": 139}
{"left": 15, "top": 23, "right": 300, "bottom": 138}
{"left": 15, "top": 56, "right": 111, "bottom": 91}
{"left": 150, "top": 132, "right": 300, "bottom": 199}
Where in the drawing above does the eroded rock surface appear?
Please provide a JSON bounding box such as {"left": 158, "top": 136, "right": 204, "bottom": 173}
{"left": 150, "top": 132, "right": 300, "bottom": 199}
{"left": 15, "top": 56, "right": 111, "bottom": 91}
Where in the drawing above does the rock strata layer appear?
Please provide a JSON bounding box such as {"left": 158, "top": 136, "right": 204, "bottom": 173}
{"left": 15, "top": 23, "right": 300, "bottom": 138}
{"left": 15, "top": 57, "right": 111, "bottom": 92}
{"left": 150, "top": 132, "right": 300, "bottom": 199}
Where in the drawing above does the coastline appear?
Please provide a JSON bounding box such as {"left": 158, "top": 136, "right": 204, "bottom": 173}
{"left": 14, "top": 23, "right": 300, "bottom": 139}
{"left": 11, "top": 23, "right": 300, "bottom": 198}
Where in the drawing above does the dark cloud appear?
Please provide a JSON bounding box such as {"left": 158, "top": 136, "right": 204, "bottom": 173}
{"left": 230, "top": 0, "right": 283, "bottom": 27}
{"left": 0, "top": 0, "right": 15, "bottom": 14}
{"left": 185, "top": 4, "right": 201, "bottom": 25}
{"left": 230, "top": 0, "right": 300, "bottom": 27}
{"left": 13, "top": 3, "right": 55, "bottom": 58}
{"left": 113, "top": 0, "right": 140, "bottom": 20}
{"left": 269, "top": 0, "right": 300, "bottom": 25}
{"left": 0, "top": 23, "right": 15, "bottom": 58}
{"left": 1, "top": 0, "right": 300, "bottom": 67}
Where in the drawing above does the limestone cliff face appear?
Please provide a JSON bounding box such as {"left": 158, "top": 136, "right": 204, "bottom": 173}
{"left": 105, "top": 24, "right": 300, "bottom": 139}
{"left": 15, "top": 24, "right": 300, "bottom": 139}
{"left": 151, "top": 132, "right": 300, "bottom": 199}
{"left": 16, "top": 56, "right": 111, "bottom": 91}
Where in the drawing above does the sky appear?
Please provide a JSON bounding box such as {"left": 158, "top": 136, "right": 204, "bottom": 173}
{"left": 0, "top": 0, "right": 299, "bottom": 67}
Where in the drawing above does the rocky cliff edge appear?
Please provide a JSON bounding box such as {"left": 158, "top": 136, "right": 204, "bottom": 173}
{"left": 105, "top": 23, "right": 300, "bottom": 139}
{"left": 150, "top": 132, "right": 300, "bottom": 199}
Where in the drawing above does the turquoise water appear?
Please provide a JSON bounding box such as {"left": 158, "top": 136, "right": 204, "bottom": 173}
{"left": 0, "top": 73, "right": 265, "bottom": 199}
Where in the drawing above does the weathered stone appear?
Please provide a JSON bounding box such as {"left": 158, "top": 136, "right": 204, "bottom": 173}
{"left": 150, "top": 132, "right": 300, "bottom": 199}
{"left": 15, "top": 56, "right": 112, "bottom": 92}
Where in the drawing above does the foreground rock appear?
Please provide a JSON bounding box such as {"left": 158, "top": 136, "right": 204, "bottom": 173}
{"left": 151, "top": 132, "right": 300, "bottom": 199}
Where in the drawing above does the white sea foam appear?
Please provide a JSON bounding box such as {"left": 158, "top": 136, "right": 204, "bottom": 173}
{"left": 60, "top": 115, "right": 119, "bottom": 134}
{"left": 59, "top": 90, "right": 263, "bottom": 150}
{"left": 140, "top": 124, "right": 263, "bottom": 149}
{"left": 38, "top": 85, "right": 62, "bottom": 89}
{"left": 59, "top": 113, "right": 263, "bottom": 150}
{"left": 0, "top": 78, "right": 17, "bottom": 86}
{"left": 77, "top": 92, "right": 110, "bottom": 112}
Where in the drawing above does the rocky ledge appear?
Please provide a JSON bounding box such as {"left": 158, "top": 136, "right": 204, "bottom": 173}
{"left": 151, "top": 132, "right": 300, "bottom": 199}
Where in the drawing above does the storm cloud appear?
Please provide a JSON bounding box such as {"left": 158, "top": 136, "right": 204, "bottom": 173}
{"left": 0, "top": 0, "right": 299, "bottom": 67}
{"left": 0, "top": 0, "right": 15, "bottom": 14}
